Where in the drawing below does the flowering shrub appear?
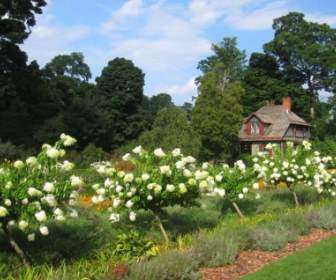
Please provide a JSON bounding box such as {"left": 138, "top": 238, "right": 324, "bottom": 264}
{"left": 0, "top": 134, "right": 82, "bottom": 265}
{"left": 91, "top": 146, "right": 201, "bottom": 242}
{"left": 253, "top": 141, "right": 335, "bottom": 206}
{"left": 205, "top": 160, "right": 258, "bottom": 217}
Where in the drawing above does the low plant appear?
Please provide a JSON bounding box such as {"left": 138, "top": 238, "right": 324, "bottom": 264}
{"left": 121, "top": 250, "right": 200, "bottom": 280}
{"left": 111, "top": 230, "right": 158, "bottom": 262}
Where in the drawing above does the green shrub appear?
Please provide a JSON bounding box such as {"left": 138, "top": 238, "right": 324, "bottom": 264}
{"left": 122, "top": 250, "right": 200, "bottom": 280}
{"left": 250, "top": 223, "right": 289, "bottom": 251}
{"left": 305, "top": 208, "right": 336, "bottom": 230}
{"left": 111, "top": 230, "right": 158, "bottom": 261}
{"left": 191, "top": 231, "right": 240, "bottom": 267}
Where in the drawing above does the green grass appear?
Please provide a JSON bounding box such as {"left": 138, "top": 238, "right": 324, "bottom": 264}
{"left": 242, "top": 235, "right": 336, "bottom": 280}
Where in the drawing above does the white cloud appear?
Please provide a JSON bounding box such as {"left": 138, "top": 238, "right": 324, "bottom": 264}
{"left": 225, "top": 1, "right": 289, "bottom": 30}
{"left": 22, "top": 14, "right": 90, "bottom": 66}
{"left": 157, "top": 77, "right": 197, "bottom": 103}
{"left": 306, "top": 14, "right": 336, "bottom": 26}
{"left": 101, "top": 0, "right": 143, "bottom": 33}
{"left": 189, "top": 0, "right": 257, "bottom": 26}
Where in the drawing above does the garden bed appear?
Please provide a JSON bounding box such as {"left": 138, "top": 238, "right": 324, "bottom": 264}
{"left": 202, "top": 229, "right": 335, "bottom": 280}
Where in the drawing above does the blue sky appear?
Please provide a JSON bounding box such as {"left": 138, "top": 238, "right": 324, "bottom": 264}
{"left": 23, "top": 0, "right": 336, "bottom": 104}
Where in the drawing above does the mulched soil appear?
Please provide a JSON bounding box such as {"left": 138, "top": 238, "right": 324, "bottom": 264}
{"left": 202, "top": 229, "right": 335, "bottom": 280}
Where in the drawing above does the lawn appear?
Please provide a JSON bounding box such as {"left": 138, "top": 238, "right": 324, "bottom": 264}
{"left": 242, "top": 235, "right": 336, "bottom": 280}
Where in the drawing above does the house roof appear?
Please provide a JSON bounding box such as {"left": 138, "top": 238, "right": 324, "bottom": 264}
{"left": 239, "top": 105, "right": 310, "bottom": 141}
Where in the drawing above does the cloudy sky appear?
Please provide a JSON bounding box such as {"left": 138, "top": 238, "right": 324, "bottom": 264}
{"left": 22, "top": 0, "right": 336, "bottom": 104}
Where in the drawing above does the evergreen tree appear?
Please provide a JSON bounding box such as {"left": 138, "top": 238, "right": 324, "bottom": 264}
{"left": 94, "top": 58, "right": 146, "bottom": 150}
{"left": 192, "top": 68, "right": 243, "bottom": 161}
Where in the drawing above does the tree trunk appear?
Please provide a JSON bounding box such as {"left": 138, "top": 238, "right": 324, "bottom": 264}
{"left": 292, "top": 190, "right": 300, "bottom": 208}
{"left": 3, "top": 227, "right": 31, "bottom": 267}
{"left": 232, "top": 202, "right": 245, "bottom": 218}
{"left": 154, "top": 214, "right": 169, "bottom": 243}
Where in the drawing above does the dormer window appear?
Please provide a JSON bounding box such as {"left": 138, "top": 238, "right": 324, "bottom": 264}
{"left": 251, "top": 118, "right": 260, "bottom": 135}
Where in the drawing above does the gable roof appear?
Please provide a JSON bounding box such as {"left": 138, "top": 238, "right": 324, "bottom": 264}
{"left": 239, "top": 105, "right": 310, "bottom": 141}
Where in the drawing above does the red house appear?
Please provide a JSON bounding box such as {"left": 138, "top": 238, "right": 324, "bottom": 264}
{"left": 239, "top": 97, "right": 311, "bottom": 155}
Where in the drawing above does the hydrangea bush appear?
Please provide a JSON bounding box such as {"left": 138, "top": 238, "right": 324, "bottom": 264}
{"left": 205, "top": 160, "right": 258, "bottom": 218}
{"left": 253, "top": 141, "right": 335, "bottom": 206}
{"left": 0, "top": 134, "right": 82, "bottom": 265}
{"left": 91, "top": 146, "right": 202, "bottom": 242}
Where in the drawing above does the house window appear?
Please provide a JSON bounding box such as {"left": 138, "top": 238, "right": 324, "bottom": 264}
{"left": 296, "top": 126, "right": 304, "bottom": 138}
{"left": 251, "top": 118, "right": 260, "bottom": 135}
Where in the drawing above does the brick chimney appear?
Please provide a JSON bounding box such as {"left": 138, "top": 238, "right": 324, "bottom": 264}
{"left": 282, "top": 96, "right": 292, "bottom": 112}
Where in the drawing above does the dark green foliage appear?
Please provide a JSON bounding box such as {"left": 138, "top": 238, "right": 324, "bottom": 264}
{"left": 138, "top": 107, "right": 201, "bottom": 157}
{"left": 192, "top": 74, "right": 243, "bottom": 160}
{"left": 94, "top": 58, "right": 146, "bottom": 150}
{"left": 44, "top": 52, "right": 92, "bottom": 81}
{"left": 242, "top": 52, "right": 310, "bottom": 119}
{"left": 264, "top": 12, "right": 336, "bottom": 114}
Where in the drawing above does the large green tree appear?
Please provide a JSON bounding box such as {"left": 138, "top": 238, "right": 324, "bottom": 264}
{"left": 198, "top": 37, "right": 246, "bottom": 82}
{"left": 44, "top": 52, "right": 92, "bottom": 82}
{"left": 94, "top": 58, "right": 146, "bottom": 150}
{"left": 192, "top": 67, "right": 244, "bottom": 161}
{"left": 242, "top": 52, "right": 310, "bottom": 119}
{"left": 264, "top": 12, "right": 336, "bottom": 116}
{"left": 0, "top": 0, "right": 46, "bottom": 73}
{"left": 138, "top": 107, "right": 201, "bottom": 157}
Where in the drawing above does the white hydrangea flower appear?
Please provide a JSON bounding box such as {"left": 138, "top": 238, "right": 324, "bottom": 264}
{"left": 43, "top": 182, "right": 55, "bottom": 193}
{"left": 61, "top": 160, "right": 74, "bottom": 171}
{"left": 166, "top": 184, "right": 175, "bottom": 192}
{"left": 132, "top": 145, "right": 142, "bottom": 154}
{"left": 35, "top": 210, "right": 47, "bottom": 222}
{"left": 238, "top": 193, "right": 244, "bottom": 199}
{"left": 124, "top": 173, "right": 134, "bottom": 183}
{"left": 125, "top": 200, "right": 134, "bottom": 208}
{"left": 160, "top": 165, "right": 172, "bottom": 176}
{"left": 129, "top": 211, "right": 136, "bottom": 221}
{"left": 14, "top": 160, "right": 24, "bottom": 169}
{"left": 242, "top": 187, "right": 249, "bottom": 194}
{"left": 0, "top": 206, "right": 8, "bottom": 217}
{"left": 46, "top": 147, "right": 60, "bottom": 159}
{"left": 26, "top": 156, "right": 37, "bottom": 166}
{"left": 18, "top": 220, "right": 28, "bottom": 231}
{"left": 109, "top": 213, "right": 120, "bottom": 223}
{"left": 154, "top": 148, "right": 165, "bottom": 157}
{"left": 28, "top": 187, "right": 42, "bottom": 197}
{"left": 179, "top": 183, "right": 187, "bottom": 194}
{"left": 39, "top": 225, "right": 49, "bottom": 236}
{"left": 172, "top": 148, "right": 181, "bottom": 157}
{"left": 141, "top": 173, "right": 150, "bottom": 181}
{"left": 60, "top": 133, "right": 77, "bottom": 146}
{"left": 28, "top": 233, "right": 35, "bottom": 242}
{"left": 4, "top": 199, "right": 11, "bottom": 206}
{"left": 70, "top": 175, "right": 84, "bottom": 187}
{"left": 122, "top": 153, "right": 131, "bottom": 161}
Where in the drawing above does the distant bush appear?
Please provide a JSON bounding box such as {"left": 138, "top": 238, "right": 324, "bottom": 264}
{"left": 312, "top": 138, "right": 336, "bottom": 157}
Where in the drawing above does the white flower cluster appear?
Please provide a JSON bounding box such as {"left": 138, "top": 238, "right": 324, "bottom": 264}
{"left": 92, "top": 147, "right": 200, "bottom": 222}
{"left": 253, "top": 141, "right": 336, "bottom": 195}
{"left": 0, "top": 134, "right": 80, "bottom": 242}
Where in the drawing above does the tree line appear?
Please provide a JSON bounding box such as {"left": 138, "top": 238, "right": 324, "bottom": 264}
{"left": 0, "top": 2, "right": 335, "bottom": 161}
